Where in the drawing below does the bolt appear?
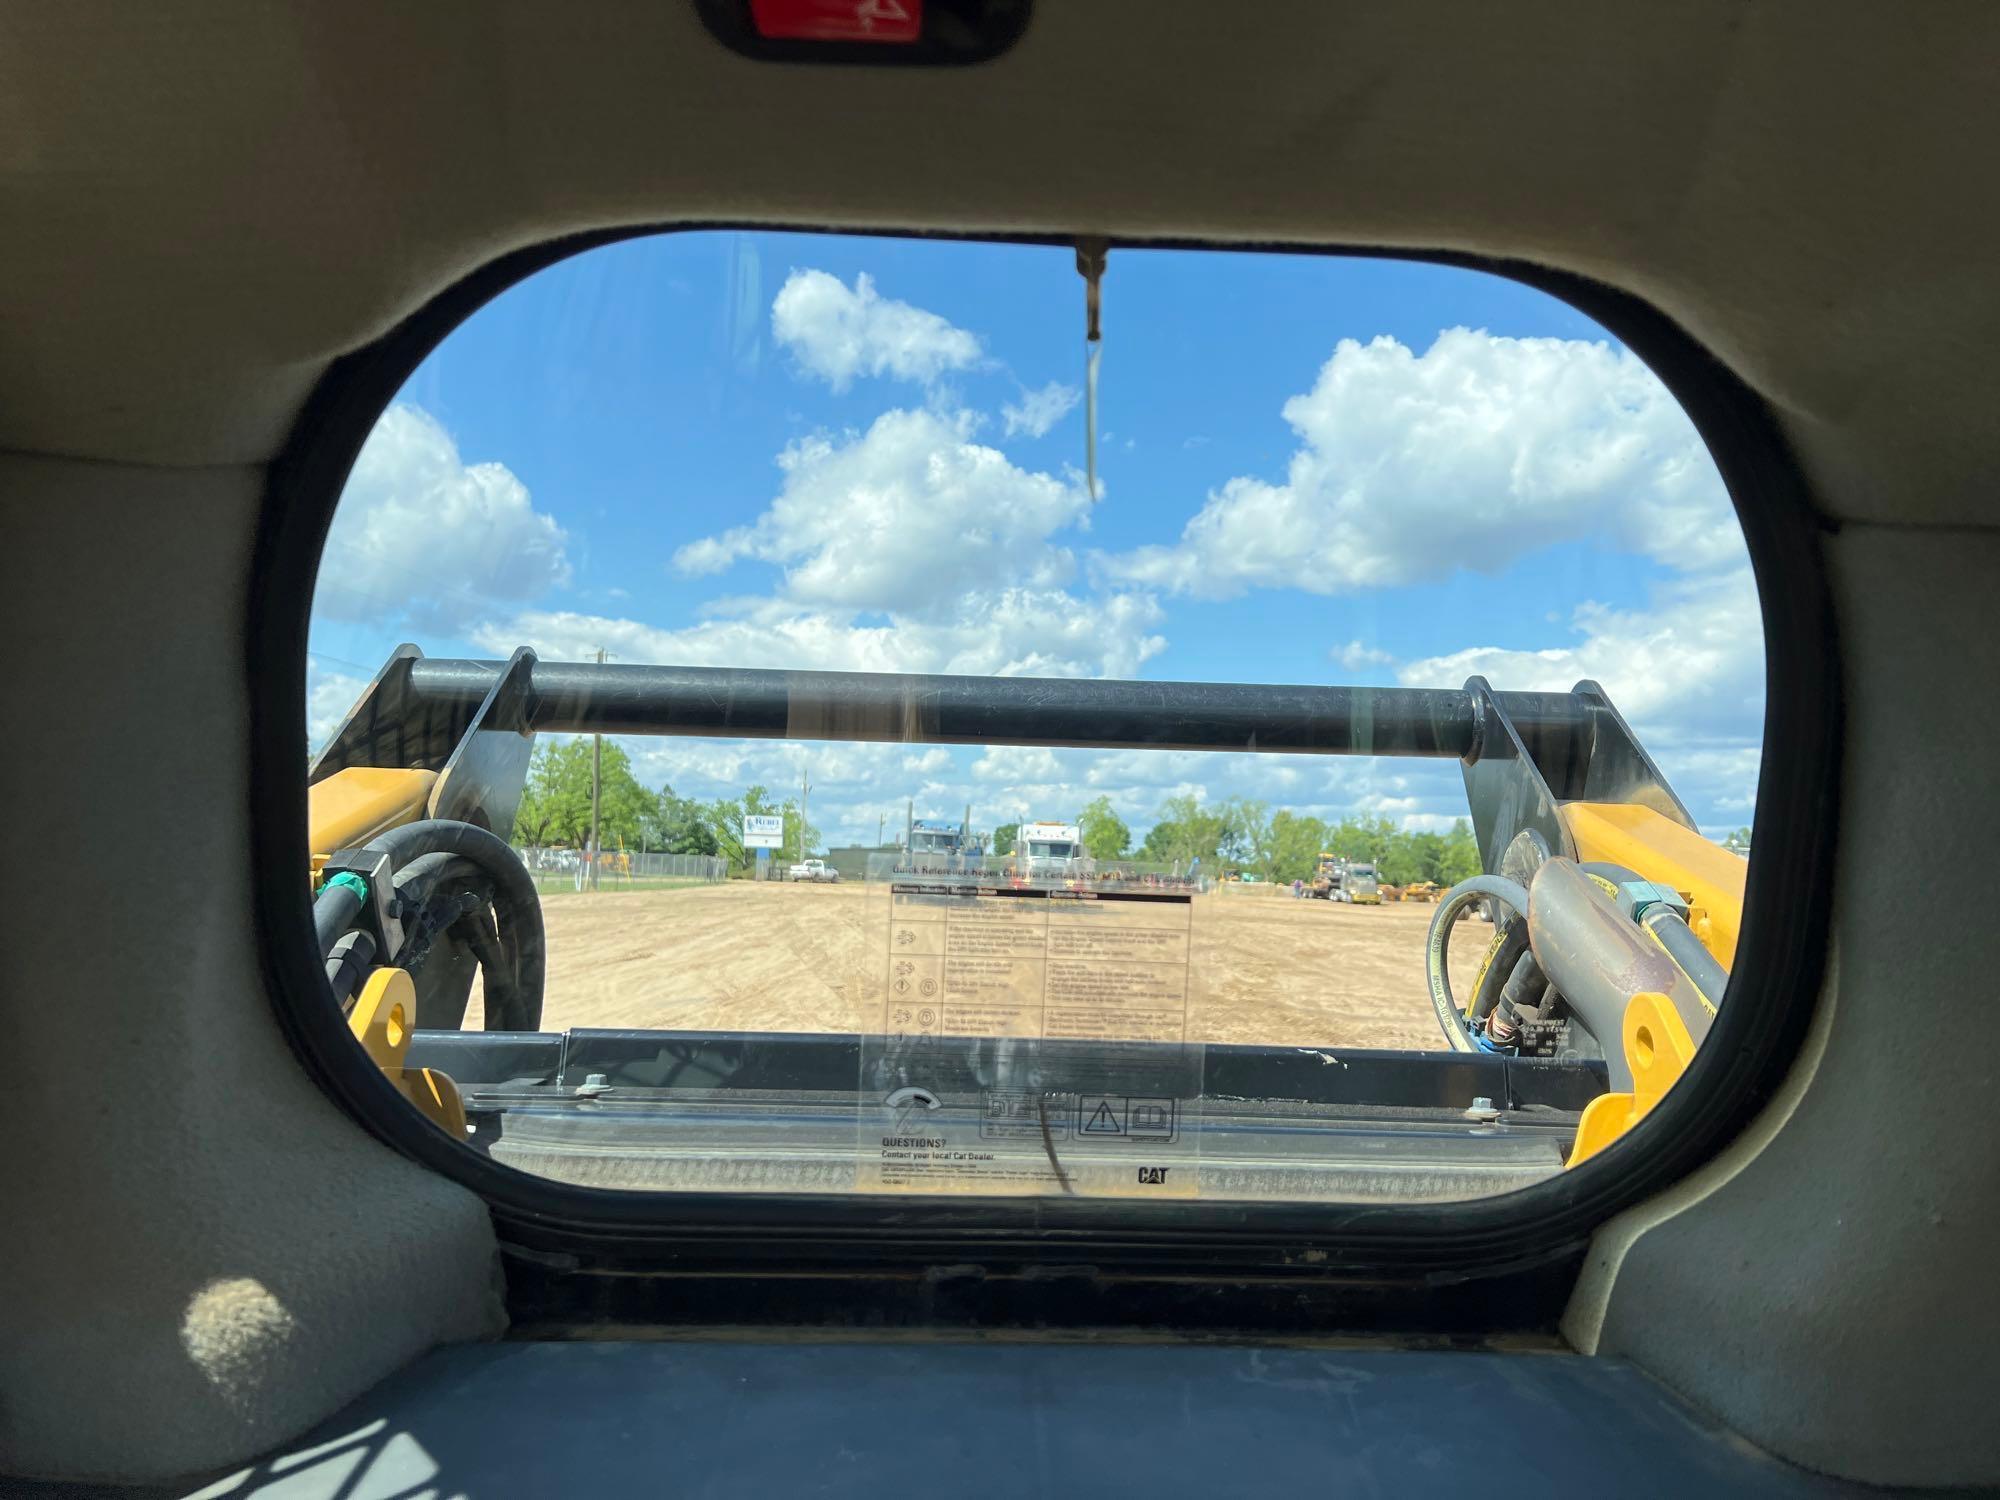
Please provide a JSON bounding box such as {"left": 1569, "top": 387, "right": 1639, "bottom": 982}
{"left": 1463, "top": 1096, "right": 1501, "bottom": 1122}
{"left": 575, "top": 1073, "right": 613, "bottom": 1099}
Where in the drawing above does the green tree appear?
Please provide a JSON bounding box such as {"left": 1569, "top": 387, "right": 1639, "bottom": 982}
{"left": 512, "top": 769, "right": 558, "bottom": 848}
{"left": 704, "top": 784, "right": 778, "bottom": 870}
{"left": 1077, "top": 796, "right": 1131, "bottom": 860}
{"left": 511, "top": 744, "right": 566, "bottom": 848}
{"left": 1215, "top": 797, "right": 1268, "bottom": 867}
{"left": 701, "top": 784, "right": 820, "bottom": 869}
{"left": 780, "top": 797, "right": 822, "bottom": 862}
{"left": 991, "top": 822, "right": 1019, "bottom": 856}
{"left": 511, "top": 738, "right": 659, "bottom": 851}
{"left": 644, "top": 784, "right": 719, "bottom": 856}
{"left": 1135, "top": 799, "right": 1490, "bottom": 884}
{"left": 1438, "top": 818, "right": 1483, "bottom": 885}
{"left": 1378, "top": 833, "right": 1425, "bottom": 887}
{"left": 1406, "top": 830, "right": 1447, "bottom": 884}
{"left": 1139, "top": 793, "right": 1233, "bottom": 867}
{"left": 1259, "top": 809, "right": 1329, "bottom": 884}
{"left": 1138, "top": 794, "right": 1193, "bottom": 864}
{"left": 1324, "top": 814, "right": 1397, "bottom": 864}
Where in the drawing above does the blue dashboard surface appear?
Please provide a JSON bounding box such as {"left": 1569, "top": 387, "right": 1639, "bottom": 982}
{"left": 166, "top": 1339, "right": 1873, "bottom": 1499}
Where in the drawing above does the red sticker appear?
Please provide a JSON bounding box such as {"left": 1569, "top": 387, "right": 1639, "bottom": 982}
{"left": 748, "top": 0, "right": 923, "bottom": 44}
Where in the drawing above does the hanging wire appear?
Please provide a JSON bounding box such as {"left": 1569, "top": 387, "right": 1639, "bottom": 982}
{"left": 1075, "top": 237, "right": 1108, "bottom": 501}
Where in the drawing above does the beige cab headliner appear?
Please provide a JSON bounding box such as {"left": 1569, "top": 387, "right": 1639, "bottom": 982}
{"left": 2, "top": 1, "right": 1995, "bottom": 534}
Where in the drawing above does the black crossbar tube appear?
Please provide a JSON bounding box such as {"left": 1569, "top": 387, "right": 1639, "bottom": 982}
{"left": 404, "top": 659, "right": 1589, "bottom": 758}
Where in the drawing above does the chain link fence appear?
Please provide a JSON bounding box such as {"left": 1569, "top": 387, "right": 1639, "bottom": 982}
{"left": 519, "top": 847, "right": 728, "bottom": 893}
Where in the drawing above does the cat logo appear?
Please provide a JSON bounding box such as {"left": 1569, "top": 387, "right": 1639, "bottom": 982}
{"left": 1136, "top": 1167, "right": 1171, "bottom": 1185}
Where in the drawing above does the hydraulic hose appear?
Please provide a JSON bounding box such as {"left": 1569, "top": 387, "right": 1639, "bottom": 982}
{"left": 1580, "top": 860, "right": 1644, "bottom": 887}
{"left": 1569, "top": 860, "right": 1730, "bottom": 1018}
{"left": 374, "top": 821, "right": 545, "bottom": 1031}
{"left": 390, "top": 851, "right": 532, "bottom": 1028}
{"left": 1425, "top": 875, "right": 1531, "bottom": 1051}
{"left": 318, "top": 820, "right": 546, "bottom": 1031}
{"left": 1467, "top": 919, "right": 1530, "bottom": 1026}
{"left": 1524, "top": 857, "right": 1715, "bottom": 1091}
{"left": 313, "top": 873, "right": 367, "bottom": 958}
{"left": 1487, "top": 950, "right": 1547, "bottom": 1048}
{"left": 392, "top": 850, "right": 487, "bottom": 907}
{"left": 1643, "top": 908, "right": 1729, "bottom": 1015}
{"left": 323, "top": 929, "right": 377, "bottom": 1013}
{"left": 452, "top": 905, "right": 535, "bottom": 1031}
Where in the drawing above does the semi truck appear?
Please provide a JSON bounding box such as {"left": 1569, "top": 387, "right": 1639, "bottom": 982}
{"left": 905, "top": 818, "right": 966, "bottom": 858}
{"left": 901, "top": 809, "right": 984, "bottom": 870}
{"left": 1336, "top": 861, "right": 1382, "bottom": 904}
{"left": 1016, "top": 820, "right": 1083, "bottom": 879}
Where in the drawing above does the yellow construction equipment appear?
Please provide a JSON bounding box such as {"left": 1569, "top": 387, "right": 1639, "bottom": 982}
{"left": 309, "top": 647, "right": 548, "bottom": 1129}
{"left": 1419, "top": 678, "right": 1745, "bottom": 1167}
{"left": 307, "top": 647, "right": 1742, "bottom": 1174}
{"left": 1306, "top": 851, "right": 1339, "bottom": 899}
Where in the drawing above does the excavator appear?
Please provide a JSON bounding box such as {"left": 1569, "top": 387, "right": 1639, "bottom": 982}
{"left": 309, "top": 645, "right": 1744, "bottom": 1178}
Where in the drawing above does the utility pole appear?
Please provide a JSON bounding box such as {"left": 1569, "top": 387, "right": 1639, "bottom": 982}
{"left": 877, "top": 811, "right": 885, "bottom": 848}
{"left": 588, "top": 646, "right": 606, "bottom": 890}
{"left": 800, "top": 760, "right": 811, "bottom": 859}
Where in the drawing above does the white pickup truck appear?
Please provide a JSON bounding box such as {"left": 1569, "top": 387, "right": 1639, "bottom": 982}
{"left": 786, "top": 857, "right": 840, "bottom": 883}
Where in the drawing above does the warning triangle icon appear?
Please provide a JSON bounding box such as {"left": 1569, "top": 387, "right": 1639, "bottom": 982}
{"left": 1083, "top": 1101, "right": 1122, "bottom": 1134}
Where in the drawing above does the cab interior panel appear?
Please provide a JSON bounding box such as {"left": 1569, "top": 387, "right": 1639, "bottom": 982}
{"left": 0, "top": 1, "right": 1995, "bottom": 1492}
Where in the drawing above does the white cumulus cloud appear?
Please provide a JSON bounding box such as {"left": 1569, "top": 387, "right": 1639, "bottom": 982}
{"left": 670, "top": 406, "right": 1093, "bottom": 619}
{"left": 1396, "top": 567, "right": 1762, "bottom": 740}
{"left": 305, "top": 668, "right": 365, "bottom": 754}
{"left": 316, "top": 403, "right": 570, "bottom": 633}
{"left": 771, "top": 269, "right": 981, "bottom": 391}
{"left": 429, "top": 301, "right": 1766, "bottom": 839}
{"left": 1334, "top": 641, "right": 1395, "bottom": 669}
{"left": 1102, "top": 328, "right": 1740, "bottom": 599}
{"left": 475, "top": 588, "right": 1166, "bottom": 682}
{"left": 971, "top": 746, "right": 1066, "bottom": 783}
{"left": 1396, "top": 565, "right": 1765, "bottom": 817}
{"left": 1002, "top": 381, "right": 1080, "bottom": 439}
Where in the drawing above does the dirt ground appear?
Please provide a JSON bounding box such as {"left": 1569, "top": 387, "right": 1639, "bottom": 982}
{"left": 470, "top": 881, "right": 1489, "bottom": 1051}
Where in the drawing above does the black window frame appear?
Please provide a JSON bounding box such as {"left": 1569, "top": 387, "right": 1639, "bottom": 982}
{"left": 251, "top": 226, "right": 1838, "bottom": 1335}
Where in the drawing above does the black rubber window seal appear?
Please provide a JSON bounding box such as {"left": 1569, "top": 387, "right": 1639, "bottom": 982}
{"left": 249, "top": 224, "right": 1839, "bottom": 1324}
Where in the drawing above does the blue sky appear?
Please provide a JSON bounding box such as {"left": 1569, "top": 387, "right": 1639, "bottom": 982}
{"left": 309, "top": 231, "right": 1763, "bottom": 844}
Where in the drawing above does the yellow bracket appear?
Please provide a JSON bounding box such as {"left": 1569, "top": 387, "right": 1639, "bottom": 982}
{"left": 1561, "top": 801, "right": 1746, "bottom": 968}
{"left": 348, "top": 967, "right": 468, "bottom": 1138}
{"left": 1567, "top": 990, "right": 1695, "bottom": 1167}
{"left": 309, "top": 766, "right": 437, "bottom": 879}
{"left": 316, "top": 775, "right": 469, "bottom": 1138}
{"left": 1553, "top": 801, "right": 1744, "bottom": 1166}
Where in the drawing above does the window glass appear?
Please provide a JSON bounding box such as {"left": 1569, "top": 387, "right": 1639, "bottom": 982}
{"left": 306, "top": 232, "right": 1761, "bottom": 1202}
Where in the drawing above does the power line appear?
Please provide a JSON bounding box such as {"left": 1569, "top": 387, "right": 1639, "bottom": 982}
{"left": 306, "top": 648, "right": 374, "bottom": 675}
